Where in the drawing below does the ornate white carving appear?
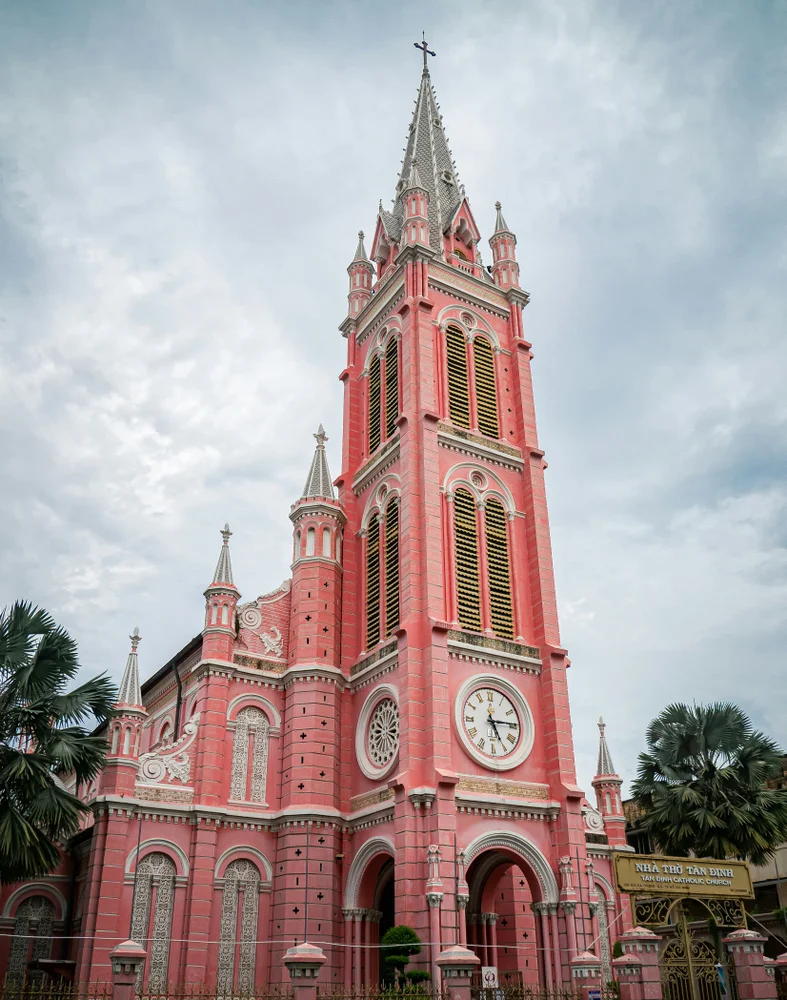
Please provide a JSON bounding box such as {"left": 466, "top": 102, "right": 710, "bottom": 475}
{"left": 216, "top": 859, "right": 261, "bottom": 995}
{"left": 596, "top": 898, "right": 612, "bottom": 983}
{"left": 237, "top": 589, "right": 288, "bottom": 658}
{"left": 230, "top": 707, "right": 269, "bottom": 803}
{"left": 368, "top": 698, "right": 399, "bottom": 766}
{"left": 130, "top": 852, "right": 175, "bottom": 992}
{"left": 137, "top": 714, "right": 200, "bottom": 786}
{"left": 8, "top": 897, "right": 54, "bottom": 983}
{"left": 582, "top": 802, "right": 605, "bottom": 833}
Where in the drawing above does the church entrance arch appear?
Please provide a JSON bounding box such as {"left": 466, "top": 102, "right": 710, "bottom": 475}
{"left": 463, "top": 834, "right": 559, "bottom": 990}
{"left": 344, "top": 838, "right": 395, "bottom": 990}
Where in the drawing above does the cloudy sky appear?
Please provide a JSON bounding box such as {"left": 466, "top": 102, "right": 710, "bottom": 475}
{"left": 1, "top": 0, "right": 785, "bottom": 795}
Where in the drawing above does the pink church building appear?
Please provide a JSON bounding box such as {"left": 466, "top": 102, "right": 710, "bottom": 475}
{"left": 0, "top": 56, "right": 633, "bottom": 991}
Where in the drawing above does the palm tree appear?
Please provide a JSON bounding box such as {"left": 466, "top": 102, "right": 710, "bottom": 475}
{"left": 0, "top": 601, "right": 116, "bottom": 883}
{"left": 631, "top": 702, "right": 787, "bottom": 864}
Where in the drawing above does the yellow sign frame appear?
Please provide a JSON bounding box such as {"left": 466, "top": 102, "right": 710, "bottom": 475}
{"left": 613, "top": 853, "right": 754, "bottom": 900}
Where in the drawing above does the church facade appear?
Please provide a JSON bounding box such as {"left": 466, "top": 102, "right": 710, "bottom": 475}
{"left": 0, "top": 57, "right": 632, "bottom": 991}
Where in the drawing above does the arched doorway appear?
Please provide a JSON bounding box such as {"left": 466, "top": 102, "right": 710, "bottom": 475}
{"left": 344, "top": 838, "right": 396, "bottom": 991}
{"left": 463, "top": 834, "right": 560, "bottom": 989}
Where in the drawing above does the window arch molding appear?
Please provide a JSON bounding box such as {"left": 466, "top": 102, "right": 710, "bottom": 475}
{"left": 436, "top": 305, "right": 501, "bottom": 351}
{"left": 214, "top": 846, "right": 273, "bottom": 885}
{"left": 360, "top": 477, "right": 402, "bottom": 533}
{"left": 2, "top": 884, "right": 67, "bottom": 921}
{"left": 443, "top": 462, "right": 516, "bottom": 515}
{"left": 226, "top": 694, "right": 281, "bottom": 731}
{"left": 366, "top": 317, "right": 403, "bottom": 364}
{"left": 125, "top": 840, "right": 189, "bottom": 880}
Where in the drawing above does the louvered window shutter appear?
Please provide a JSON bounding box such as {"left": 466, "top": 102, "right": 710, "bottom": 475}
{"left": 384, "top": 498, "right": 400, "bottom": 635}
{"left": 366, "top": 516, "right": 381, "bottom": 647}
{"left": 369, "top": 354, "right": 382, "bottom": 453}
{"left": 473, "top": 337, "right": 499, "bottom": 438}
{"left": 446, "top": 327, "right": 471, "bottom": 428}
{"left": 485, "top": 498, "right": 514, "bottom": 639}
{"left": 454, "top": 488, "right": 482, "bottom": 631}
{"left": 384, "top": 338, "right": 399, "bottom": 439}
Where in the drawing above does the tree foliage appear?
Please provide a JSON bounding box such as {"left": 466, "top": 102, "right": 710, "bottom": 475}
{"left": 631, "top": 702, "right": 787, "bottom": 865}
{"left": 380, "top": 925, "right": 422, "bottom": 986}
{"left": 0, "top": 602, "right": 116, "bottom": 883}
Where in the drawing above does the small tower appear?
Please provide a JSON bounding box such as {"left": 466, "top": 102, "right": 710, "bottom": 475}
{"left": 347, "top": 231, "right": 374, "bottom": 318}
{"left": 591, "top": 717, "right": 628, "bottom": 848}
{"left": 202, "top": 523, "right": 240, "bottom": 662}
{"left": 101, "top": 628, "right": 147, "bottom": 796}
{"left": 401, "top": 161, "right": 430, "bottom": 249}
{"left": 489, "top": 200, "right": 520, "bottom": 290}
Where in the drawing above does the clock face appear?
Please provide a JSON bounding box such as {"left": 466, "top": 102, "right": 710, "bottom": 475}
{"left": 462, "top": 686, "right": 522, "bottom": 760}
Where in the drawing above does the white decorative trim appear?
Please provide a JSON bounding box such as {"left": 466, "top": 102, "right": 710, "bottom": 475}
{"left": 344, "top": 836, "right": 395, "bottom": 908}
{"left": 442, "top": 461, "right": 517, "bottom": 513}
{"left": 227, "top": 693, "right": 282, "bottom": 729}
{"left": 437, "top": 305, "right": 501, "bottom": 349}
{"left": 125, "top": 839, "right": 190, "bottom": 877}
{"left": 462, "top": 831, "right": 559, "bottom": 904}
{"left": 214, "top": 846, "right": 273, "bottom": 884}
{"left": 137, "top": 713, "right": 200, "bottom": 785}
{"left": 2, "top": 884, "right": 67, "bottom": 920}
{"left": 454, "top": 673, "right": 535, "bottom": 771}
{"left": 438, "top": 431, "right": 524, "bottom": 473}
{"left": 593, "top": 872, "right": 615, "bottom": 902}
{"left": 355, "top": 684, "right": 400, "bottom": 781}
{"left": 447, "top": 637, "right": 541, "bottom": 675}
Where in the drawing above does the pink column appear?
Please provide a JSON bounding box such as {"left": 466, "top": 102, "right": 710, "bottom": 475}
{"left": 364, "top": 912, "right": 372, "bottom": 989}
{"left": 613, "top": 954, "right": 645, "bottom": 1000}
{"left": 570, "top": 951, "right": 602, "bottom": 1000}
{"left": 550, "top": 905, "right": 562, "bottom": 986}
{"left": 480, "top": 914, "right": 488, "bottom": 966}
{"left": 437, "top": 945, "right": 481, "bottom": 1000}
{"left": 533, "top": 904, "right": 553, "bottom": 989}
{"left": 488, "top": 914, "right": 499, "bottom": 969}
{"left": 110, "top": 941, "right": 147, "bottom": 1000}
{"left": 353, "top": 911, "right": 363, "bottom": 992}
{"left": 283, "top": 942, "right": 326, "bottom": 1000}
{"left": 618, "top": 927, "right": 663, "bottom": 1000}
{"left": 343, "top": 909, "right": 353, "bottom": 990}
{"left": 563, "top": 901, "right": 579, "bottom": 957}
{"left": 457, "top": 895, "right": 469, "bottom": 946}
{"left": 428, "top": 893, "right": 444, "bottom": 987}
{"left": 724, "top": 929, "right": 777, "bottom": 1000}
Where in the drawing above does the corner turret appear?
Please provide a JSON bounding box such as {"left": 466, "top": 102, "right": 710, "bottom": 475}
{"left": 203, "top": 523, "right": 240, "bottom": 662}
{"left": 101, "top": 628, "right": 147, "bottom": 796}
{"left": 489, "top": 201, "right": 520, "bottom": 290}
{"left": 347, "top": 231, "right": 374, "bottom": 318}
{"left": 591, "top": 717, "right": 628, "bottom": 848}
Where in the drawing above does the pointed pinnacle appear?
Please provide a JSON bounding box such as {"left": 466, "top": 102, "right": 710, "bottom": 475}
{"left": 130, "top": 626, "right": 141, "bottom": 651}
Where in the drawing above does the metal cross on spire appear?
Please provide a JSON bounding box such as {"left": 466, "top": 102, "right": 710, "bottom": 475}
{"left": 414, "top": 32, "right": 435, "bottom": 71}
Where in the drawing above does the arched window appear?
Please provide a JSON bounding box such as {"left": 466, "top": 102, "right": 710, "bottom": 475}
{"left": 294, "top": 529, "right": 301, "bottom": 560}
{"left": 123, "top": 727, "right": 131, "bottom": 754}
{"left": 130, "top": 852, "right": 176, "bottom": 992}
{"left": 336, "top": 531, "right": 342, "bottom": 564}
{"left": 322, "top": 526, "right": 332, "bottom": 557}
{"left": 473, "top": 337, "right": 499, "bottom": 438}
{"left": 384, "top": 498, "right": 400, "bottom": 635}
{"left": 221, "top": 603, "right": 229, "bottom": 625}
{"left": 306, "top": 527, "right": 315, "bottom": 556}
{"left": 384, "top": 338, "right": 399, "bottom": 438}
{"left": 454, "top": 488, "right": 481, "bottom": 631}
{"left": 159, "top": 721, "right": 172, "bottom": 745}
{"left": 216, "top": 859, "right": 261, "bottom": 995}
{"left": 485, "top": 498, "right": 514, "bottom": 639}
{"left": 369, "top": 354, "right": 382, "bottom": 453}
{"left": 111, "top": 725, "right": 120, "bottom": 754}
{"left": 230, "top": 707, "right": 270, "bottom": 803}
{"left": 8, "top": 897, "right": 54, "bottom": 983}
{"left": 366, "top": 516, "right": 381, "bottom": 648}
{"left": 446, "top": 327, "right": 471, "bottom": 428}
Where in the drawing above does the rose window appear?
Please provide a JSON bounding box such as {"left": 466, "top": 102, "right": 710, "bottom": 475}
{"left": 368, "top": 698, "right": 399, "bottom": 766}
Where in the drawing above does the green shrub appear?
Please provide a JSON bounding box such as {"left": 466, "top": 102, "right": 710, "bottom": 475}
{"left": 380, "top": 925, "right": 422, "bottom": 986}
{"left": 612, "top": 940, "right": 624, "bottom": 959}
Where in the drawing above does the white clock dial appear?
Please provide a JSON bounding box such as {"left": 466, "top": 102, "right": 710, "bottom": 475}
{"left": 462, "top": 686, "right": 522, "bottom": 760}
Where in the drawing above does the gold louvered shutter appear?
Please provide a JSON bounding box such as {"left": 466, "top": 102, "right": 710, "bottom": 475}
{"left": 446, "top": 327, "right": 471, "bottom": 428}
{"left": 485, "top": 498, "right": 514, "bottom": 639}
{"left": 366, "top": 516, "right": 381, "bottom": 647}
{"left": 384, "top": 338, "right": 399, "bottom": 439}
{"left": 454, "top": 488, "right": 482, "bottom": 631}
{"left": 474, "top": 337, "right": 499, "bottom": 438}
{"left": 384, "top": 498, "right": 400, "bottom": 635}
{"left": 369, "top": 354, "right": 382, "bottom": 453}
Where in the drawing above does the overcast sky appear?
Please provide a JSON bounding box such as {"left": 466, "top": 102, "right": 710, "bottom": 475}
{"left": 1, "top": 0, "right": 785, "bottom": 796}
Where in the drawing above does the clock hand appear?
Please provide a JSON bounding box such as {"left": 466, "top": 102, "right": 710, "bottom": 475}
{"left": 488, "top": 718, "right": 519, "bottom": 726}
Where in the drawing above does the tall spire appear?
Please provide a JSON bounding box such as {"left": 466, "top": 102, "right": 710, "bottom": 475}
{"left": 389, "top": 55, "right": 463, "bottom": 251}
{"left": 352, "top": 231, "right": 369, "bottom": 262}
{"left": 117, "top": 627, "right": 143, "bottom": 708}
{"left": 212, "top": 523, "right": 235, "bottom": 586}
{"left": 595, "top": 717, "right": 617, "bottom": 777}
{"left": 301, "top": 425, "right": 335, "bottom": 500}
{"left": 493, "top": 200, "right": 510, "bottom": 234}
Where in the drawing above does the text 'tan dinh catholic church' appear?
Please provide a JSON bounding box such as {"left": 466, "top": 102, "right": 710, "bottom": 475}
{"left": 0, "top": 48, "right": 633, "bottom": 991}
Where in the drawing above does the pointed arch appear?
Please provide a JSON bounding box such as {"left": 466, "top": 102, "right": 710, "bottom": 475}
{"left": 446, "top": 326, "right": 471, "bottom": 428}
{"left": 454, "top": 488, "right": 482, "bottom": 631}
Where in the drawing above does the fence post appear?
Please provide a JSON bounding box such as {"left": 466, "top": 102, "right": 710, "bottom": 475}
{"left": 283, "top": 942, "right": 326, "bottom": 1000}
{"left": 618, "top": 926, "right": 663, "bottom": 1000}
{"left": 723, "top": 929, "right": 777, "bottom": 1000}
{"left": 109, "top": 940, "right": 146, "bottom": 1000}
{"left": 436, "top": 944, "right": 481, "bottom": 1000}
{"left": 613, "top": 953, "right": 644, "bottom": 1000}
{"left": 571, "top": 951, "right": 602, "bottom": 1000}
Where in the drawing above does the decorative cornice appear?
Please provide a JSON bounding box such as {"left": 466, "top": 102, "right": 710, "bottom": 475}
{"left": 437, "top": 425, "right": 524, "bottom": 472}
{"left": 447, "top": 630, "right": 541, "bottom": 673}
{"left": 428, "top": 264, "right": 509, "bottom": 316}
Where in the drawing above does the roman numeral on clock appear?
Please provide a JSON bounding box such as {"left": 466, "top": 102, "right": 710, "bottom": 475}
{"left": 467, "top": 727, "right": 477, "bottom": 738}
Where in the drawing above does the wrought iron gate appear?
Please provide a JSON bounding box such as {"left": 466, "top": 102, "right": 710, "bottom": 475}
{"left": 660, "top": 905, "right": 738, "bottom": 1000}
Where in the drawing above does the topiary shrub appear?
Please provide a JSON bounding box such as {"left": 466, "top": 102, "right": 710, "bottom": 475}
{"left": 380, "top": 925, "right": 423, "bottom": 986}
{"left": 406, "top": 970, "right": 431, "bottom": 985}
{"left": 612, "top": 939, "right": 624, "bottom": 959}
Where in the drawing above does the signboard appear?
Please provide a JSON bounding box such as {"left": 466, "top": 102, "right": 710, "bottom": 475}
{"left": 481, "top": 967, "right": 498, "bottom": 987}
{"left": 614, "top": 853, "right": 753, "bottom": 899}
{"left": 588, "top": 991, "right": 601, "bottom": 1000}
